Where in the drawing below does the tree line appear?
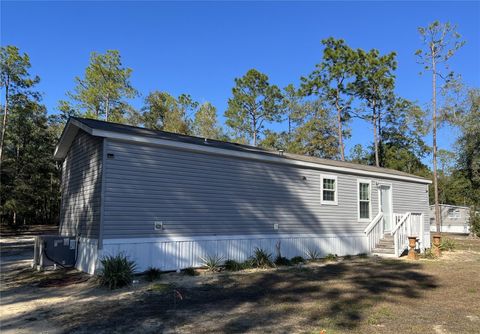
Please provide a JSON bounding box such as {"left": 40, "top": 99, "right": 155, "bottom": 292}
{"left": 0, "top": 21, "right": 478, "bottom": 228}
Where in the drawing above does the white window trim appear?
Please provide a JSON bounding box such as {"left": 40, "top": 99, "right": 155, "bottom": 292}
{"left": 321, "top": 174, "right": 338, "bottom": 205}
{"left": 448, "top": 209, "right": 460, "bottom": 219}
{"left": 357, "top": 179, "right": 372, "bottom": 222}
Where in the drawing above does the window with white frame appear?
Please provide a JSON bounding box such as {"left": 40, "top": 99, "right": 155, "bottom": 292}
{"left": 321, "top": 175, "right": 337, "bottom": 205}
{"left": 358, "top": 181, "right": 371, "bottom": 220}
{"left": 448, "top": 208, "right": 460, "bottom": 219}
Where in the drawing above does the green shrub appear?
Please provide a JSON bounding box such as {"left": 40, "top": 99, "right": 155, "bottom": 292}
{"left": 251, "top": 248, "right": 273, "bottom": 268}
{"left": 99, "top": 254, "right": 136, "bottom": 290}
{"left": 144, "top": 267, "right": 162, "bottom": 282}
{"left": 440, "top": 238, "right": 456, "bottom": 252}
{"left": 182, "top": 267, "right": 197, "bottom": 276}
{"left": 290, "top": 256, "right": 305, "bottom": 265}
{"left": 343, "top": 255, "right": 352, "bottom": 260}
{"left": 470, "top": 209, "right": 480, "bottom": 237}
{"left": 305, "top": 248, "right": 321, "bottom": 261}
{"left": 274, "top": 256, "right": 291, "bottom": 266}
{"left": 421, "top": 248, "right": 437, "bottom": 259}
{"left": 224, "top": 259, "right": 243, "bottom": 271}
{"left": 241, "top": 259, "right": 254, "bottom": 269}
{"left": 323, "top": 253, "right": 338, "bottom": 261}
{"left": 356, "top": 253, "right": 368, "bottom": 258}
{"left": 201, "top": 254, "right": 224, "bottom": 272}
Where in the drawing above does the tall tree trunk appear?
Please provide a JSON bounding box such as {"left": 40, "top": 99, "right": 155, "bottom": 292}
{"left": 372, "top": 101, "right": 380, "bottom": 167}
{"left": 335, "top": 97, "right": 345, "bottom": 161}
{"left": 0, "top": 80, "right": 9, "bottom": 223}
{"left": 432, "top": 52, "right": 441, "bottom": 234}
{"left": 252, "top": 116, "right": 257, "bottom": 146}
{"left": 0, "top": 80, "right": 9, "bottom": 168}
{"left": 378, "top": 112, "right": 383, "bottom": 167}
{"left": 105, "top": 96, "right": 110, "bottom": 121}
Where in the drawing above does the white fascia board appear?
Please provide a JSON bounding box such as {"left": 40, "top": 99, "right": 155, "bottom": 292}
{"left": 93, "top": 129, "right": 432, "bottom": 185}
{"left": 430, "top": 204, "right": 470, "bottom": 209}
{"left": 53, "top": 119, "right": 94, "bottom": 160}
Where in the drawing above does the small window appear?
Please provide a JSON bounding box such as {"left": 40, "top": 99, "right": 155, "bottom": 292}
{"left": 321, "top": 175, "right": 337, "bottom": 205}
{"left": 358, "top": 180, "right": 371, "bottom": 221}
{"left": 448, "top": 208, "right": 460, "bottom": 219}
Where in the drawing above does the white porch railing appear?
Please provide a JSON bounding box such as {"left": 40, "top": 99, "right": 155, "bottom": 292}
{"left": 365, "top": 211, "right": 424, "bottom": 257}
{"left": 364, "top": 212, "right": 384, "bottom": 253}
{"left": 390, "top": 212, "right": 424, "bottom": 257}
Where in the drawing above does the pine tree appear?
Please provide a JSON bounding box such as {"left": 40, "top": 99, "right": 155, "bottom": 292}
{"left": 415, "top": 21, "right": 465, "bottom": 232}
{"left": 65, "top": 50, "right": 138, "bottom": 121}
{"left": 225, "top": 69, "right": 284, "bottom": 146}
{"left": 193, "top": 102, "right": 223, "bottom": 139}
{"left": 301, "top": 38, "right": 357, "bottom": 160}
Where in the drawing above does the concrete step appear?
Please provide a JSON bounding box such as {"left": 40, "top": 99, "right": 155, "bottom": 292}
{"left": 374, "top": 245, "right": 395, "bottom": 252}
{"left": 372, "top": 252, "right": 397, "bottom": 258}
{"left": 372, "top": 247, "right": 395, "bottom": 254}
{"left": 376, "top": 241, "right": 395, "bottom": 246}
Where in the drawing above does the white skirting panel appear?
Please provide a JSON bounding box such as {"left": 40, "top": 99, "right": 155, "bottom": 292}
{"left": 430, "top": 225, "right": 470, "bottom": 234}
{"left": 76, "top": 237, "right": 99, "bottom": 274}
{"left": 101, "top": 234, "right": 369, "bottom": 272}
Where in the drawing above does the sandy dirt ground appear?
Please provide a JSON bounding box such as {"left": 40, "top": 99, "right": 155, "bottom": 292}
{"left": 1, "top": 233, "right": 480, "bottom": 334}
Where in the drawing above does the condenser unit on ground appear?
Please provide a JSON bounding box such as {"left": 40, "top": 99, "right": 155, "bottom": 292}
{"left": 33, "top": 235, "right": 77, "bottom": 270}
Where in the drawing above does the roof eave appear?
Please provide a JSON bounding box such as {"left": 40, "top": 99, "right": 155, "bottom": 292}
{"left": 91, "top": 128, "right": 433, "bottom": 185}
{"left": 54, "top": 118, "right": 432, "bottom": 185}
{"left": 53, "top": 118, "right": 93, "bottom": 160}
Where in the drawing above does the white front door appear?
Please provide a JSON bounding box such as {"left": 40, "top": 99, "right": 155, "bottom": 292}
{"left": 379, "top": 185, "right": 392, "bottom": 232}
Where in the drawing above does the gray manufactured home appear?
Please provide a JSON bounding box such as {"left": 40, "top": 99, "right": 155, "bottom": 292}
{"left": 55, "top": 118, "right": 432, "bottom": 274}
{"left": 429, "top": 204, "right": 471, "bottom": 234}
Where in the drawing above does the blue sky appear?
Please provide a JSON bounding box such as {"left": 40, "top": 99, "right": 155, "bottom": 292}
{"left": 1, "top": 1, "right": 479, "bottom": 162}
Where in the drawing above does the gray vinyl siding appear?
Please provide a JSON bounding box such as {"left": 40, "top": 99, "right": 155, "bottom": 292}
{"left": 392, "top": 180, "right": 430, "bottom": 243}
{"left": 102, "top": 139, "right": 430, "bottom": 240}
{"left": 59, "top": 130, "right": 103, "bottom": 238}
{"left": 430, "top": 205, "right": 470, "bottom": 226}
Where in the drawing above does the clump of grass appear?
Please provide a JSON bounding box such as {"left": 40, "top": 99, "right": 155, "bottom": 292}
{"left": 250, "top": 248, "right": 273, "bottom": 268}
{"left": 421, "top": 248, "right": 437, "bottom": 259}
{"left": 440, "top": 238, "right": 456, "bottom": 252}
{"left": 343, "top": 255, "right": 353, "bottom": 260}
{"left": 201, "top": 254, "right": 224, "bottom": 272}
{"left": 241, "top": 259, "right": 255, "bottom": 269}
{"left": 305, "top": 248, "right": 321, "bottom": 261}
{"left": 144, "top": 267, "right": 162, "bottom": 282}
{"left": 274, "top": 256, "right": 291, "bottom": 266}
{"left": 182, "top": 267, "right": 198, "bottom": 276}
{"left": 98, "top": 254, "right": 136, "bottom": 290}
{"left": 323, "top": 253, "right": 338, "bottom": 262}
{"left": 356, "top": 253, "right": 368, "bottom": 258}
{"left": 290, "top": 256, "right": 305, "bottom": 265}
{"left": 224, "top": 259, "right": 243, "bottom": 271}
{"left": 150, "top": 282, "right": 172, "bottom": 293}
{"left": 367, "top": 306, "right": 394, "bottom": 325}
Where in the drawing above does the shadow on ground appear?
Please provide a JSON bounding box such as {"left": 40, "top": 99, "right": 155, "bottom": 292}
{"left": 36, "top": 258, "right": 438, "bottom": 333}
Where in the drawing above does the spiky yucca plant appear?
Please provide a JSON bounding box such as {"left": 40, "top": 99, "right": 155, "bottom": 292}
{"left": 251, "top": 248, "right": 273, "bottom": 268}
{"left": 99, "top": 254, "right": 136, "bottom": 289}
{"left": 200, "top": 254, "right": 224, "bottom": 272}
